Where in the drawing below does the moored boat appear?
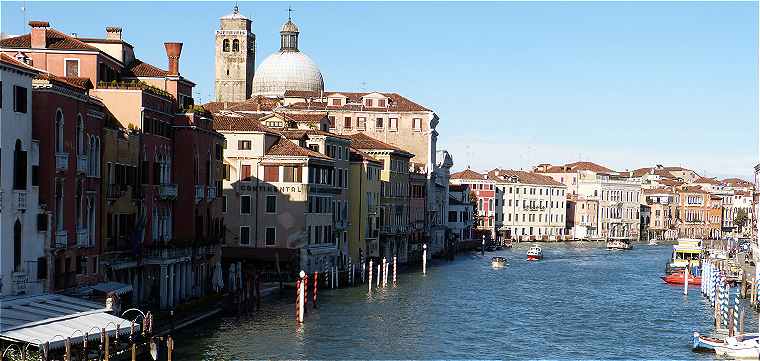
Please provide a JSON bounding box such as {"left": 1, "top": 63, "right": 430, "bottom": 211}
{"left": 692, "top": 332, "right": 759, "bottom": 352}
{"left": 714, "top": 337, "right": 760, "bottom": 359}
{"left": 662, "top": 271, "right": 701, "bottom": 285}
{"left": 527, "top": 246, "right": 543, "bottom": 261}
{"left": 491, "top": 256, "right": 508, "bottom": 268}
{"left": 648, "top": 239, "right": 658, "bottom": 246}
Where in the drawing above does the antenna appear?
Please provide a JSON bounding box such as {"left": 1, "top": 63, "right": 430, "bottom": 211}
{"left": 288, "top": 5, "right": 294, "bottom": 21}
{"left": 21, "top": 1, "right": 27, "bottom": 30}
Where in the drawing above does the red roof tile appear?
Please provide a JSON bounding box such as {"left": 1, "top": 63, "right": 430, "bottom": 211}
{"left": 722, "top": 178, "right": 754, "bottom": 188}
{"left": 344, "top": 133, "right": 414, "bottom": 156}
{"left": 212, "top": 114, "right": 276, "bottom": 133}
{"left": 266, "top": 138, "right": 330, "bottom": 159}
{"left": 282, "top": 91, "right": 430, "bottom": 113}
{"left": 35, "top": 73, "right": 92, "bottom": 92}
{"left": 122, "top": 59, "right": 168, "bottom": 78}
{"left": 694, "top": 176, "right": 721, "bottom": 185}
{"left": 488, "top": 169, "right": 566, "bottom": 187}
{"left": 278, "top": 129, "right": 350, "bottom": 140}
{"left": 0, "top": 53, "right": 38, "bottom": 73}
{"left": 451, "top": 168, "right": 490, "bottom": 181}
{"left": 226, "top": 96, "right": 280, "bottom": 112}
{"left": 0, "top": 28, "right": 100, "bottom": 51}
{"left": 349, "top": 147, "right": 381, "bottom": 164}
{"left": 277, "top": 112, "right": 328, "bottom": 123}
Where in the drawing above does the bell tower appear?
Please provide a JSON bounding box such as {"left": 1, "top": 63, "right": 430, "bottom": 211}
{"left": 215, "top": 5, "right": 255, "bottom": 102}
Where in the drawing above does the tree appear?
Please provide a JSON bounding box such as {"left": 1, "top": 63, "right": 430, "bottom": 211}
{"left": 734, "top": 208, "right": 749, "bottom": 233}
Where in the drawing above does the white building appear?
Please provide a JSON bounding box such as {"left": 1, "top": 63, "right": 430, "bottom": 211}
{"left": 447, "top": 184, "right": 473, "bottom": 241}
{"left": 1, "top": 54, "right": 45, "bottom": 296}
{"left": 488, "top": 169, "right": 568, "bottom": 241}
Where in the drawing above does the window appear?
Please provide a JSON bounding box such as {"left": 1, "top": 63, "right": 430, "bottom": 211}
{"left": 240, "top": 195, "right": 251, "bottom": 214}
{"left": 331, "top": 98, "right": 341, "bottom": 106}
{"left": 266, "top": 195, "right": 277, "bottom": 213}
{"left": 344, "top": 117, "right": 352, "bottom": 128}
{"left": 413, "top": 118, "right": 422, "bottom": 131}
{"left": 389, "top": 118, "right": 398, "bottom": 130}
{"left": 241, "top": 164, "right": 251, "bottom": 181}
{"left": 378, "top": 99, "right": 386, "bottom": 107}
{"left": 365, "top": 98, "right": 373, "bottom": 107}
{"left": 65, "top": 59, "right": 79, "bottom": 77}
{"left": 239, "top": 226, "right": 250, "bottom": 244}
{"left": 375, "top": 118, "right": 383, "bottom": 128}
{"left": 265, "top": 227, "right": 276, "bottom": 246}
{"left": 328, "top": 116, "right": 335, "bottom": 128}
{"left": 223, "top": 39, "right": 230, "bottom": 52}
{"left": 238, "top": 140, "right": 251, "bottom": 150}
{"left": 283, "top": 166, "right": 302, "bottom": 182}
{"left": 358, "top": 117, "right": 366, "bottom": 129}
{"left": 13, "top": 85, "right": 27, "bottom": 113}
{"left": 222, "top": 196, "right": 228, "bottom": 213}
{"left": 264, "top": 165, "right": 279, "bottom": 182}
{"left": 232, "top": 39, "right": 240, "bottom": 52}
{"left": 215, "top": 144, "right": 223, "bottom": 160}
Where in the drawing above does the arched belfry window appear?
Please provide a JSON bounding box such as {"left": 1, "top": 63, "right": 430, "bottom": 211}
{"left": 232, "top": 39, "right": 240, "bottom": 52}
{"left": 223, "top": 39, "right": 230, "bottom": 52}
{"left": 13, "top": 140, "right": 27, "bottom": 190}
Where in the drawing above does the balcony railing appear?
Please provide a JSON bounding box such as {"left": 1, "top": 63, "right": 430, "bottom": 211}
{"left": 106, "top": 184, "right": 126, "bottom": 200}
{"left": 55, "top": 152, "right": 69, "bottom": 172}
{"left": 76, "top": 155, "right": 88, "bottom": 174}
{"left": 54, "top": 230, "right": 68, "bottom": 248}
{"left": 14, "top": 191, "right": 26, "bottom": 211}
{"left": 195, "top": 185, "right": 205, "bottom": 203}
{"left": 159, "top": 184, "right": 178, "bottom": 200}
{"left": 207, "top": 186, "right": 217, "bottom": 200}
{"left": 76, "top": 228, "right": 89, "bottom": 247}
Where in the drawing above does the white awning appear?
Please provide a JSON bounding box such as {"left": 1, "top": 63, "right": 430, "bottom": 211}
{"left": 0, "top": 294, "right": 139, "bottom": 349}
{"left": 89, "top": 282, "right": 133, "bottom": 295}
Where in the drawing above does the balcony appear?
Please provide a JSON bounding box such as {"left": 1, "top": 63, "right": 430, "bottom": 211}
{"left": 158, "top": 183, "right": 178, "bottom": 200}
{"left": 106, "top": 184, "right": 126, "bottom": 201}
{"left": 55, "top": 152, "right": 69, "bottom": 172}
{"left": 76, "top": 228, "right": 89, "bottom": 247}
{"left": 54, "top": 230, "right": 68, "bottom": 248}
{"left": 14, "top": 191, "right": 26, "bottom": 211}
{"left": 207, "top": 186, "right": 217, "bottom": 200}
{"left": 76, "top": 155, "right": 88, "bottom": 174}
{"left": 195, "top": 185, "right": 205, "bottom": 203}
{"left": 11, "top": 272, "right": 28, "bottom": 295}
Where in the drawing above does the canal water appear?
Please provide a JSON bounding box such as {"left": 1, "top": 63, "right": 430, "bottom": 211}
{"left": 174, "top": 242, "right": 756, "bottom": 360}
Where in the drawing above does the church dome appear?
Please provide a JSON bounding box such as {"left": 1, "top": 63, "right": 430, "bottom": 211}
{"left": 251, "top": 51, "right": 324, "bottom": 97}
{"left": 251, "top": 18, "right": 324, "bottom": 98}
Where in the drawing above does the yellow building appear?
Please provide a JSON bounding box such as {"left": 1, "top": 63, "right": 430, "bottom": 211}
{"left": 348, "top": 148, "right": 382, "bottom": 263}
{"left": 345, "top": 133, "right": 414, "bottom": 262}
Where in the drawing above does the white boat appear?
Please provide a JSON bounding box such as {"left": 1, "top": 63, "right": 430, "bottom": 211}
{"left": 491, "top": 256, "right": 508, "bottom": 268}
{"left": 606, "top": 240, "right": 633, "bottom": 250}
{"left": 648, "top": 239, "right": 658, "bottom": 246}
{"left": 527, "top": 246, "right": 543, "bottom": 261}
{"left": 714, "top": 337, "right": 760, "bottom": 359}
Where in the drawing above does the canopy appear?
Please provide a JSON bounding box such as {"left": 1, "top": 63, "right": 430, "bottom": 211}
{"left": 0, "top": 294, "right": 139, "bottom": 350}
{"left": 89, "top": 281, "right": 133, "bottom": 295}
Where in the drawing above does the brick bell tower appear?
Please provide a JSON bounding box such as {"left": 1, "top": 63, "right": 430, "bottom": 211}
{"left": 215, "top": 5, "right": 255, "bottom": 102}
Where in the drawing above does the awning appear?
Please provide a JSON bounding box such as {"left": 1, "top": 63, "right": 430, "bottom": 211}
{"left": 0, "top": 294, "right": 139, "bottom": 350}
{"left": 89, "top": 282, "right": 133, "bottom": 295}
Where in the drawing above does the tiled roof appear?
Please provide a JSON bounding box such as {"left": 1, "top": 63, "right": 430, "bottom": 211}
{"left": 349, "top": 147, "right": 381, "bottom": 164}
{"left": 277, "top": 112, "right": 328, "bottom": 123}
{"left": 735, "top": 190, "right": 752, "bottom": 197}
{"left": 535, "top": 161, "right": 616, "bottom": 175}
{"left": 694, "top": 176, "right": 721, "bottom": 185}
{"left": 451, "top": 168, "right": 490, "bottom": 181}
{"left": 122, "top": 59, "right": 168, "bottom": 78}
{"left": 659, "top": 179, "right": 684, "bottom": 187}
{"left": 201, "top": 101, "right": 239, "bottom": 113}
{"left": 35, "top": 73, "right": 92, "bottom": 91}
{"left": 281, "top": 91, "right": 431, "bottom": 113}
{"left": 643, "top": 187, "right": 674, "bottom": 195}
{"left": 722, "top": 178, "right": 754, "bottom": 187}
{"left": 344, "top": 133, "right": 413, "bottom": 156}
{"left": 488, "top": 169, "right": 566, "bottom": 187}
{"left": 0, "top": 53, "right": 38, "bottom": 73}
{"left": 0, "top": 28, "right": 100, "bottom": 51}
{"left": 278, "top": 129, "right": 350, "bottom": 140}
{"left": 226, "top": 96, "right": 280, "bottom": 112}
{"left": 266, "top": 138, "right": 330, "bottom": 159}
{"left": 212, "top": 114, "right": 275, "bottom": 133}
{"left": 679, "top": 186, "right": 709, "bottom": 194}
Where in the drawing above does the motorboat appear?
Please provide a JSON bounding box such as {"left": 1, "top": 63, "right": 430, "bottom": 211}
{"left": 693, "top": 332, "right": 759, "bottom": 352}
{"left": 527, "top": 246, "right": 543, "bottom": 261}
{"left": 648, "top": 239, "right": 658, "bottom": 246}
{"left": 661, "top": 270, "right": 701, "bottom": 285}
{"left": 663, "top": 239, "right": 702, "bottom": 282}
{"left": 491, "top": 256, "right": 508, "bottom": 268}
{"left": 606, "top": 239, "right": 633, "bottom": 250}
{"left": 714, "top": 337, "right": 760, "bottom": 359}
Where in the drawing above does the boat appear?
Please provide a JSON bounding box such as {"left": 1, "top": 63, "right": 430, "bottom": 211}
{"left": 491, "top": 256, "right": 508, "bottom": 268}
{"left": 648, "top": 239, "right": 658, "bottom": 246}
{"left": 661, "top": 271, "right": 701, "bottom": 285}
{"left": 693, "top": 332, "right": 759, "bottom": 352}
{"left": 714, "top": 337, "right": 760, "bottom": 359}
{"left": 527, "top": 246, "right": 543, "bottom": 261}
{"left": 606, "top": 239, "right": 633, "bottom": 250}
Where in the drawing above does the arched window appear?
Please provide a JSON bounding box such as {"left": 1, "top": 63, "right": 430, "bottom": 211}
{"left": 14, "top": 219, "right": 22, "bottom": 271}
{"left": 55, "top": 110, "right": 64, "bottom": 153}
{"left": 232, "top": 39, "right": 240, "bottom": 52}
{"left": 223, "top": 39, "right": 230, "bottom": 52}
{"left": 13, "top": 140, "right": 27, "bottom": 190}
{"left": 76, "top": 114, "right": 84, "bottom": 155}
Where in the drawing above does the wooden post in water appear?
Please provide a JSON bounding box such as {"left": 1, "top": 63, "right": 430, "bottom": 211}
{"left": 104, "top": 327, "right": 110, "bottom": 361}
{"left": 728, "top": 309, "right": 735, "bottom": 337}
{"left": 64, "top": 337, "right": 71, "bottom": 361}
{"left": 368, "top": 259, "right": 373, "bottom": 292}
{"left": 167, "top": 336, "right": 173, "bottom": 361}
{"left": 393, "top": 256, "right": 397, "bottom": 287}
{"left": 376, "top": 263, "right": 380, "bottom": 288}
{"left": 313, "top": 272, "right": 318, "bottom": 308}
{"left": 740, "top": 308, "right": 746, "bottom": 336}
{"left": 684, "top": 267, "right": 689, "bottom": 295}
{"left": 422, "top": 244, "right": 427, "bottom": 275}
{"left": 130, "top": 321, "right": 137, "bottom": 361}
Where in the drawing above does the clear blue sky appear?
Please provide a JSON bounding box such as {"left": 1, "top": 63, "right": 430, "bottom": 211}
{"left": 2, "top": 1, "right": 757, "bottom": 179}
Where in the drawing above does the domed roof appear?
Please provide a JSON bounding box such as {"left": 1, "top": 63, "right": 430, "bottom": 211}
{"left": 281, "top": 20, "right": 299, "bottom": 33}
{"left": 251, "top": 51, "right": 324, "bottom": 98}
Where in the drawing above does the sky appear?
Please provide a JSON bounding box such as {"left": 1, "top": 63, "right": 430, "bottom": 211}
{"left": 2, "top": 1, "right": 757, "bottom": 180}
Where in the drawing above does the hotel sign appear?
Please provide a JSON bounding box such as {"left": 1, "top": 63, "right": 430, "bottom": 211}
{"left": 237, "top": 184, "right": 303, "bottom": 194}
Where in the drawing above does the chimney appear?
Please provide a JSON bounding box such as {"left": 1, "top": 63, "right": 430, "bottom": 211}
{"left": 164, "top": 42, "right": 183, "bottom": 76}
{"left": 29, "top": 21, "right": 49, "bottom": 49}
{"left": 105, "top": 26, "right": 122, "bottom": 41}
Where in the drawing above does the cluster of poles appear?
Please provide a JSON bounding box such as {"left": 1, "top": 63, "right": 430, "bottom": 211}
{"left": 295, "top": 244, "right": 428, "bottom": 323}
{"left": 700, "top": 261, "right": 748, "bottom": 337}
{"left": 1, "top": 308, "right": 179, "bottom": 361}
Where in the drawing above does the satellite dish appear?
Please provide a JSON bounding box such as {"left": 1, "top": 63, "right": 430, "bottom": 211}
{"left": 149, "top": 338, "right": 158, "bottom": 360}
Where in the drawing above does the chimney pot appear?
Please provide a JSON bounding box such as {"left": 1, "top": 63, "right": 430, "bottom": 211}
{"left": 164, "top": 42, "right": 183, "bottom": 76}
{"left": 29, "top": 20, "right": 49, "bottom": 49}
{"left": 105, "top": 26, "right": 123, "bottom": 41}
